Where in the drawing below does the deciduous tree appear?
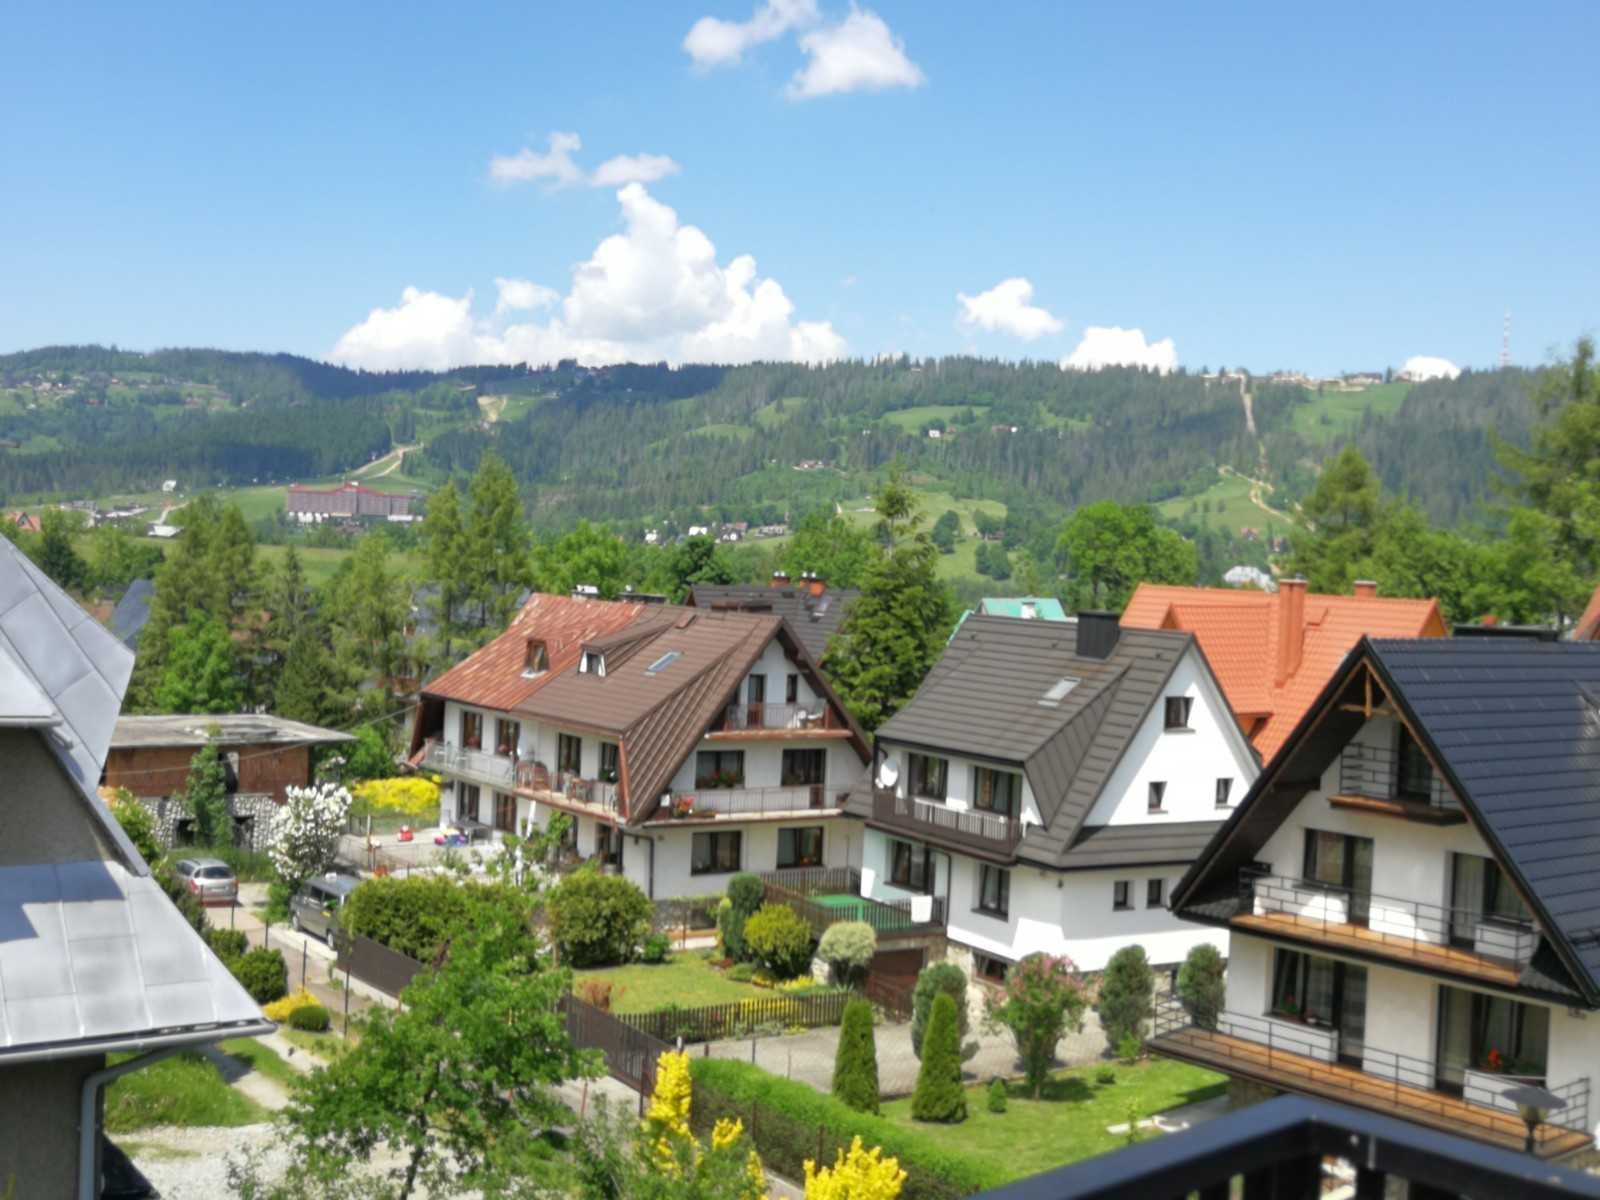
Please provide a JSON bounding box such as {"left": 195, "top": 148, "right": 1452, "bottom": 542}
{"left": 984, "top": 953, "right": 1088, "bottom": 1098}
{"left": 1057, "top": 501, "right": 1195, "bottom": 610}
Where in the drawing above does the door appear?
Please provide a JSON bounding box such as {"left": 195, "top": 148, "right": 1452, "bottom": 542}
{"left": 1337, "top": 966, "right": 1368, "bottom": 1066}
{"left": 1304, "top": 830, "right": 1374, "bottom": 926}
{"left": 746, "top": 674, "right": 766, "bottom": 728}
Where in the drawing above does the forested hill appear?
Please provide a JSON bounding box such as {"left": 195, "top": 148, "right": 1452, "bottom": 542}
{"left": 0, "top": 345, "right": 1540, "bottom": 534}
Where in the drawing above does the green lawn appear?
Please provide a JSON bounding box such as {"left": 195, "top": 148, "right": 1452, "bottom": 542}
{"left": 104, "top": 1051, "right": 267, "bottom": 1132}
{"left": 574, "top": 951, "right": 765, "bottom": 1014}
{"left": 882, "top": 404, "right": 990, "bottom": 433}
{"left": 690, "top": 422, "right": 754, "bottom": 440}
{"left": 879, "top": 1059, "right": 1226, "bottom": 1183}
{"left": 281, "top": 1028, "right": 352, "bottom": 1061}
{"left": 219, "top": 1036, "right": 301, "bottom": 1090}
{"left": 1289, "top": 381, "right": 1410, "bottom": 442}
{"left": 1156, "top": 471, "right": 1292, "bottom": 538}
{"left": 754, "top": 396, "right": 810, "bottom": 428}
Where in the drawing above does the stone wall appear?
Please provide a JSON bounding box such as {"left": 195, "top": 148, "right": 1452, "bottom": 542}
{"left": 132, "top": 792, "right": 279, "bottom": 852}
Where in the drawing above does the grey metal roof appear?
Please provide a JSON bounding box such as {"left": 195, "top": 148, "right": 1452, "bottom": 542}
{"left": 0, "top": 859, "right": 268, "bottom": 1060}
{"left": 688, "top": 584, "right": 860, "bottom": 661}
{"left": 112, "top": 712, "right": 357, "bottom": 749}
{"left": 1057, "top": 819, "right": 1228, "bottom": 871}
{"left": 110, "top": 577, "right": 155, "bottom": 648}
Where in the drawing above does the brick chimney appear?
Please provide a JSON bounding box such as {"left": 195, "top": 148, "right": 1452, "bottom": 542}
{"left": 1353, "top": 580, "right": 1378, "bottom": 600}
{"left": 1276, "top": 578, "right": 1307, "bottom": 686}
{"left": 805, "top": 573, "right": 827, "bottom": 598}
{"left": 771, "top": 571, "right": 790, "bottom": 588}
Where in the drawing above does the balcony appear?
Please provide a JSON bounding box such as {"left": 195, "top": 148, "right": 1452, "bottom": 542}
{"left": 1332, "top": 739, "right": 1464, "bottom": 824}
{"left": 514, "top": 763, "right": 622, "bottom": 819}
{"left": 421, "top": 739, "right": 515, "bottom": 789}
{"left": 1234, "top": 872, "right": 1537, "bottom": 988}
{"left": 869, "top": 790, "right": 1023, "bottom": 860}
{"left": 757, "top": 867, "right": 947, "bottom": 937}
{"left": 707, "top": 702, "right": 850, "bottom": 738}
{"left": 1147, "top": 997, "right": 1591, "bottom": 1159}
{"left": 647, "top": 784, "right": 846, "bottom": 823}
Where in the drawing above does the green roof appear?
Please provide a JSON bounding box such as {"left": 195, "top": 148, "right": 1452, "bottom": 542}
{"left": 977, "top": 596, "right": 1069, "bottom": 621}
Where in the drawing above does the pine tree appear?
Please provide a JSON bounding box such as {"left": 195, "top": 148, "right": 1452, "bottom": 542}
{"left": 155, "top": 615, "right": 242, "bottom": 714}
{"left": 421, "top": 479, "right": 471, "bottom": 661}
{"left": 466, "top": 452, "right": 533, "bottom": 629}
{"left": 275, "top": 625, "right": 348, "bottom": 727}
{"left": 1095, "top": 945, "right": 1155, "bottom": 1049}
{"left": 832, "top": 998, "right": 881, "bottom": 1114}
{"left": 331, "top": 534, "right": 410, "bottom": 702}
{"left": 910, "top": 992, "right": 966, "bottom": 1122}
{"left": 1176, "top": 943, "right": 1225, "bottom": 1030}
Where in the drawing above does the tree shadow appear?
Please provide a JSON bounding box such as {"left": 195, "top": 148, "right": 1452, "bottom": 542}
{"left": 1033, "top": 1075, "right": 1095, "bottom": 1104}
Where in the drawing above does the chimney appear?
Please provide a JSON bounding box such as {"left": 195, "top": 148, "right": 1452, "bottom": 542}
{"left": 804, "top": 573, "right": 827, "bottom": 599}
{"left": 1353, "top": 580, "right": 1377, "bottom": 601}
{"left": 1276, "top": 578, "right": 1307, "bottom": 686}
{"left": 1075, "top": 611, "right": 1121, "bottom": 660}
{"left": 771, "top": 571, "right": 790, "bottom": 589}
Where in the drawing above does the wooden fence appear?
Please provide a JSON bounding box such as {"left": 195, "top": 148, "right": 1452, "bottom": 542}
{"left": 862, "top": 972, "right": 915, "bottom": 1021}
{"left": 561, "top": 993, "right": 672, "bottom": 1101}
{"left": 616, "top": 989, "right": 855, "bottom": 1044}
{"left": 334, "top": 933, "right": 428, "bottom": 996}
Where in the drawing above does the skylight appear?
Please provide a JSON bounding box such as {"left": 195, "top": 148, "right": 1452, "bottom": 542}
{"left": 645, "top": 650, "right": 681, "bottom": 675}
{"left": 1038, "top": 677, "right": 1079, "bottom": 707}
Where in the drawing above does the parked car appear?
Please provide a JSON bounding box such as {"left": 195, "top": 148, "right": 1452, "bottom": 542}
{"left": 172, "top": 856, "right": 238, "bottom": 906}
{"left": 289, "top": 873, "right": 362, "bottom": 944}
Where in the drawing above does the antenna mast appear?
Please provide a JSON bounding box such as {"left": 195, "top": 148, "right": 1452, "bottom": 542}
{"left": 1500, "top": 312, "right": 1511, "bottom": 369}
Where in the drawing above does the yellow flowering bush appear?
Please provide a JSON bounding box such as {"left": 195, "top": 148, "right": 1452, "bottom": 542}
{"left": 351, "top": 777, "right": 440, "bottom": 819}
{"left": 262, "top": 987, "right": 322, "bottom": 1023}
{"left": 804, "top": 1137, "right": 907, "bottom": 1200}
{"left": 645, "top": 1051, "right": 766, "bottom": 1199}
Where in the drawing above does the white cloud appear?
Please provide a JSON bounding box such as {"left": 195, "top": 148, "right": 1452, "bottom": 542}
{"left": 330, "top": 184, "right": 845, "bottom": 371}
{"left": 787, "top": 8, "right": 925, "bottom": 99}
{"left": 683, "top": 0, "right": 819, "bottom": 68}
{"left": 1398, "top": 354, "right": 1461, "bottom": 381}
{"left": 489, "top": 132, "right": 681, "bottom": 190}
{"left": 956, "top": 277, "right": 1063, "bottom": 341}
{"left": 1060, "top": 326, "right": 1178, "bottom": 373}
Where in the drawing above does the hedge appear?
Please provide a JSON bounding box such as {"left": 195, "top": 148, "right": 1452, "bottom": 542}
{"left": 339, "top": 875, "right": 531, "bottom": 962}
{"left": 688, "top": 1058, "right": 1004, "bottom": 1200}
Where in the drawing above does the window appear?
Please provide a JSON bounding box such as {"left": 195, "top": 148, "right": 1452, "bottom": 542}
{"left": 1147, "top": 781, "right": 1167, "bottom": 813}
{"left": 459, "top": 783, "right": 481, "bottom": 823}
{"left": 1303, "top": 829, "right": 1375, "bottom": 901}
{"left": 495, "top": 718, "right": 520, "bottom": 758}
{"left": 599, "top": 742, "right": 620, "bottom": 784}
{"left": 977, "top": 865, "right": 1010, "bottom": 917}
{"left": 523, "top": 639, "right": 548, "bottom": 675}
{"left": 781, "top": 748, "right": 826, "bottom": 787}
{"left": 974, "top": 953, "right": 1010, "bottom": 985}
{"left": 595, "top": 823, "right": 621, "bottom": 867}
{"left": 786, "top": 673, "right": 799, "bottom": 704}
{"left": 1396, "top": 726, "right": 1434, "bottom": 802}
{"left": 1112, "top": 880, "right": 1132, "bottom": 910}
{"left": 777, "top": 826, "right": 825, "bottom": 869}
{"left": 1164, "top": 696, "right": 1194, "bottom": 730}
{"left": 1272, "top": 949, "right": 1335, "bottom": 1024}
{"left": 222, "top": 752, "right": 240, "bottom": 794}
{"left": 493, "top": 791, "right": 517, "bottom": 833}
{"left": 1147, "top": 878, "right": 1166, "bottom": 908}
{"left": 691, "top": 830, "right": 742, "bottom": 875}
{"left": 973, "top": 767, "right": 1021, "bottom": 818}
{"left": 889, "top": 839, "right": 932, "bottom": 893}
{"left": 1451, "top": 853, "right": 1532, "bottom": 932}
{"left": 558, "top": 733, "right": 583, "bottom": 775}
{"left": 907, "top": 753, "right": 948, "bottom": 802}
{"left": 1215, "top": 777, "right": 1233, "bottom": 807}
{"left": 1039, "top": 677, "right": 1079, "bottom": 707}
{"left": 1437, "top": 985, "right": 1549, "bottom": 1086}
{"left": 460, "top": 710, "right": 482, "bottom": 751}
{"left": 581, "top": 650, "right": 605, "bottom": 676}
{"left": 696, "top": 749, "right": 745, "bottom": 789}
{"left": 645, "top": 650, "right": 680, "bottom": 675}
{"left": 746, "top": 673, "right": 766, "bottom": 723}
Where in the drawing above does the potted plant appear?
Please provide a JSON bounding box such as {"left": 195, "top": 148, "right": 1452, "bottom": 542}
{"left": 672, "top": 793, "right": 696, "bottom": 819}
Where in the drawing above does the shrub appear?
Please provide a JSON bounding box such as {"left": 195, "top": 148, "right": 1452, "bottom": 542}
{"left": 1117, "top": 1032, "right": 1143, "bottom": 1064}
{"left": 264, "top": 878, "right": 295, "bottom": 924}
{"left": 1177, "top": 942, "right": 1225, "bottom": 1029}
{"left": 350, "top": 776, "right": 441, "bottom": 820}
{"left": 742, "top": 903, "right": 814, "bottom": 979}
{"left": 726, "top": 872, "right": 766, "bottom": 917}
{"left": 341, "top": 875, "right": 534, "bottom": 963}
{"left": 232, "top": 947, "right": 288, "bottom": 1004}
{"left": 727, "top": 963, "right": 757, "bottom": 982}
{"left": 817, "top": 921, "right": 876, "bottom": 987}
{"left": 688, "top": 1057, "right": 1002, "bottom": 1199}
{"left": 832, "top": 998, "right": 880, "bottom": 1114}
{"left": 911, "top": 963, "right": 969, "bottom": 1059}
{"left": 719, "top": 903, "right": 749, "bottom": 963}
{"left": 986, "top": 1079, "right": 1008, "bottom": 1114}
{"left": 1095, "top": 1066, "right": 1117, "bottom": 1086}
{"left": 984, "top": 954, "right": 1088, "bottom": 1099}
{"left": 108, "top": 793, "right": 161, "bottom": 866}
{"left": 910, "top": 993, "right": 966, "bottom": 1123}
{"left": 288, "top": 1004, "right": 332, "bottom": 1032}
{"left": 210, "top": 846, "right": 274, "bottom": 883}
{"left": 574, "top": 979, "right": 616, "bottom": 1012}
{"left": 1095, "top": 945, "right": 1154, "bottom": 1049}
{"left": 262, "top": 987, "right": 321, "bottom": 1023}
{"left": 206, "top": 928, "right": 249, "bottom": 964}
{"left": 547, "top": 869, "right": 653, "bottom": 967}
{"left": 804, "top": 1137, "right": 907, "bottom": 1200}
{"left": 641, "top": 931, "right": 671, "bottom": 964}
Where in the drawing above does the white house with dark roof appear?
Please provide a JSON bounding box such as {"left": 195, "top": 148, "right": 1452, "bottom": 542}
{"left": 847, "top": 612, "right": 1260, "bottom": 984}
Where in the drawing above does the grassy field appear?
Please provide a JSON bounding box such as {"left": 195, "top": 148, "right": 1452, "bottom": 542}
{"left": 836, "top": 485, "right": 1007, "bottom": 581}
{"left": 882, "top": 404, "right": 990, "bottom": 433}
{"left": 690, "top": 422, "right": 755, "bottom": 440}
{"left": 1289, "top": 381, "right": 1410, "bottom": 442}
{"left": 573, "top": 952, "right": 764, "bottom": 1014}
{"left": 218, "top": 1037, "right": 301, "bottom": 1090}
{"left": 754, "top": 396, "right": 810, "bottom": 428}
{"left": 880, "top": 1059, "right": 1226, "bottom": 1183}
{"left": 1157, "top": 472, "right": 1291, "bottom": 538}
{"left": 104, "top": 1050, "right": 267, "bottom": 1132}
{"left": 74, "top": 531, "right": 421, "bottom": 589}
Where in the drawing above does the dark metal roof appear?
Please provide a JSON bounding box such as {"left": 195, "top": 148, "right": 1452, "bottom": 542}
{"left": 1057, "top": 819, "right": 1228, "bottom": 870}
{"left": 688, "top": 584, "right": 860, "bottom": 661}
{"left": 110, "top": 578, "right": 154, "bottom": 648}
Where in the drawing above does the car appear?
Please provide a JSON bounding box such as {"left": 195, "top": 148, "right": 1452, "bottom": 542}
{"left": 172, "top": 856, "right": 238, "bottom": 906}
{"left": 289, "top": 873, "right": 362, "bottom": 944}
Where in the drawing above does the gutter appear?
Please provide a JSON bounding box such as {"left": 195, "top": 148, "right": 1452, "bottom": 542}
{"left": 77, "top": 1020, "right": 275, "bottom": 1200}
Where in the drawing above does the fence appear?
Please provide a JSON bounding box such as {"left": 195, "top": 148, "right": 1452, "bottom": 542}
{"left": 335, "top": 932, "right": 430, "bottom": 997}
{"left": 616, "top": 989, "right": 855, "bottom": 1044}
{"left": 561, "top": 993, "right": 672, "bottom": 1108}
{"left": 762, "top": 876, "right": 947, "bottom": 939}
{"left": 863, "top": 972, "right": 915, "bottom": 1021}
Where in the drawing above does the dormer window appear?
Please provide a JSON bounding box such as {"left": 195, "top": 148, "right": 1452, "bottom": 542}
{"left": 523, "top": 639, "right": 548, "bottom": 676}
{"left": 581, "top": 650, "right": 606, "bottom": 676}
{"left": 1164, "top": 696, "right": 1193, "bottom": 730}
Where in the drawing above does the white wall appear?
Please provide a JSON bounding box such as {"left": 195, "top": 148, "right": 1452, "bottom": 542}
{"left": 740, "top": 638, "right": 824, "bottom": 712}
{"left": 666, "top": 739, "right": 863, "bottom": 797}
{"left": 1083, "top": 646, "right": 1259, "bottom": 826}
{"left": 612, "top": 817, "right": 861, "bottom": 899}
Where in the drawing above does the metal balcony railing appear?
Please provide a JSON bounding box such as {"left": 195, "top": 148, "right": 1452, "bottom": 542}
{"left": 513, "top": 762, "right": 621, "bottom": 816}
{"left": 1242, "top": 871, "right": 1538, "bottom": 970}
{"left": 870, "top": 790, "right": 1023, "bottom": 856}
{"left": 662, "top": 784, "right": 840, "bottom": 819}
{"left": 716, "top": 702, "right": 842, "bottom": 733}
{"left": 1338, "top": 739, "right": 1454, "bottom": 808}
{"left": 421, "top": 739, "right": 515, "bottom": 789}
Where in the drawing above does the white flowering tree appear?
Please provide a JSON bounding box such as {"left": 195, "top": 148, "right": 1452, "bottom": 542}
{"left": 268, "top": 781, "right": 353, "bottom": 889}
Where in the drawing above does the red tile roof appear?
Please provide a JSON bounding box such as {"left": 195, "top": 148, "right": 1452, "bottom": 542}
{"left": 1121, "top": 582, "right": 1446, "bottom": 764}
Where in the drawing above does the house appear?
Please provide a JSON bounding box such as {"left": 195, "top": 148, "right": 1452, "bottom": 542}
{"left": 160, "top": 479, "right": 177, "bottom": 493}
{"left": 103, "top": 714, "right": 356, "bottom": 850}
{"left": 146, "top": 523, "right": 180, "bottom": 539}
{"left": 1222, "top": 565, "right": 1274, "bottom": 591}
{"left": 407, "top": 593, "right": 872, "bottom": 899}
{"left": 0, "top": 540, "right": 269, "bottom": 1197}
{"left": 1155, "top": 637, "right": 1600, "bottom": 1159}
{"left": 846, "top": 612, "right": 1260, "bottom": 983}
{"left": 286, "top": 480, "right": 412, "bottom": 520}
{"left": 688, "top": 573, "right": 860, "bottom": 662}
{"left": 1120, "top": 579, "right": 1446, "bottom": 765}
{"left": 5, "top": 510, "right": 43, "bottom": 535}
{"left": 687, "top": 524, "right": 710, "bottom": 537}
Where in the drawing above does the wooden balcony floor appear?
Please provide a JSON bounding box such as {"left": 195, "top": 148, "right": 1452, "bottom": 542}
{"left": 1231, "top": 910, "right": 1523, "bottom": 988}
{"left": 1150, "top": 1026, "right": 1591, "bottom": 1159}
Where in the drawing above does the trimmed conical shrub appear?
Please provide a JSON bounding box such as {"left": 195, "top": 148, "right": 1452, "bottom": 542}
{"left": 910, "top": 992, "right": 967, "bottom": 1123}
{"left": 831, "top": 997, "right": 881, "bottom": 1113}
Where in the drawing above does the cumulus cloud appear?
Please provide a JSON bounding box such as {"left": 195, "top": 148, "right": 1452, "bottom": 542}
{"left": 1060, "top": 326, "right": 1178, "bottom": 373}
{"left": 1398, "top": 355, "right": 1461, "bottom": 381}
{"left": 329, "top": 184, "right": 845, "bottom": 371}
{"left": 489, "top": 132, "right": 681, "bottom": 189}
{"left": 788, "top": 8, "right": 925, "bottom": 98}
{"left": 683, "top": 0, "right": 819, "bottom": 67}
{"left": 956, "top": 277, "right": 1063, "bottom": 341}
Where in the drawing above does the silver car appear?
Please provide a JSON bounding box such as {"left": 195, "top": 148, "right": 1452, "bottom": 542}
{"left": 172, "top": 857, "right": 238, "bottom": 906}
{"left": 290, "top": 874, "right": 362, "bottom": 944}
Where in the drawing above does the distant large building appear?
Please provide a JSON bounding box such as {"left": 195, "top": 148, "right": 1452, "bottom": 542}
{"left": 287, "top": 480, "right": 413, "bottom": 520}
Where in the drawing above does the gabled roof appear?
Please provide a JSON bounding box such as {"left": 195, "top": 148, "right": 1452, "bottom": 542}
{"left": 1121, "top": 583, "right": 1446, "bottom": 764}
{"left": 687, "top": 584, "right": 860, "bottom": 661}
{"left": 1173, "top": 636, "right": 1600, "bottom": 1006}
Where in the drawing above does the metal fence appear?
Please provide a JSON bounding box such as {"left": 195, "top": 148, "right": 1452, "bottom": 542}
{"left": 616, "top": 989, "right": 855, "bottom": 1044}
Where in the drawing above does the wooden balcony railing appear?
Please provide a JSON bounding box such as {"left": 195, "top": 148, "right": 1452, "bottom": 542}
{"left": 869, "top": 789, "right": 1023, "bottom": 857}
{"left": 714, "top": 702, "right": 843, "bottom": 733}
{"left": 514, "top": 763, "right": 621, "bottom": 816}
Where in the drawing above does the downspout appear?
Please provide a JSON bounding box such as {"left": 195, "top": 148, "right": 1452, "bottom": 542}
{"left": 78, "top": 1045, "right": 186, "bottom": 1200}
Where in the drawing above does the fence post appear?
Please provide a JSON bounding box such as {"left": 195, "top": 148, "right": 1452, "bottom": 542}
{"left": 301, "top": 942, "right": 308, "bottom": 990}
{"left": 343, "top": 963, "right": 351, "bottom": 1037}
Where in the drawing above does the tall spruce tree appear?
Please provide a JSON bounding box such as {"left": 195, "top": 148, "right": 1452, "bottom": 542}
{"left": 910, "top": 991, "right": 967, "bottom": 1123}
{"left": 421, "top": 478, "right": 471, "bottom": 662}
{"left": 466, "top": 452, "right": 533, "bottom": 629}
{"left": 831, "top": 998, "right": 881, "bottom": 1114}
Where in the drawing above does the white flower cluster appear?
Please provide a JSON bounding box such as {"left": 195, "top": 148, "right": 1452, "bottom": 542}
{"left": 268, "top": 781, "right": 354, "bottom": 884}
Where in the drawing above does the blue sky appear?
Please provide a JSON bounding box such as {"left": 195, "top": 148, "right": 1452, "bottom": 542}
{"left": 3, "top": 1, "right": 1596, "bottom": 375}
